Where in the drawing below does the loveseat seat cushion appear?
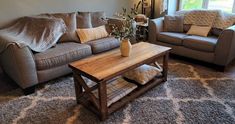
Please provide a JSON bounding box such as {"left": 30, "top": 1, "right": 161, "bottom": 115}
{"left": 183, "top": 35, "right": 218, "bottom": 52}
{"left": 35, "top": 42, "right": 92, "bottom": 70}
{"left": 86, "top": 36, "right": 120, "bottom": 54}
{"left": 158, "top": 32, "right": 187, "bottom": 45}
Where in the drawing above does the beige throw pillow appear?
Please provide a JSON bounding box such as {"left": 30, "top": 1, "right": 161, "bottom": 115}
{"left": 123, "top": 64, "right": 162, "bottom": 85}
{"left": 76, "top": 25, "right": 109, "bottom": 43}
{"left": 187, "top": 25, "right": 211, "bottom": 37}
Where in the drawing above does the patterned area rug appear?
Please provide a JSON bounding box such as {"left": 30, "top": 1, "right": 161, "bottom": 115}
{"left": 1, "top": 59, "right": 235, "bottom": 124}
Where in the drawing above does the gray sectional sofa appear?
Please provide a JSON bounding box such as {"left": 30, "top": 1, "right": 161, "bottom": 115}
{"left": 0, "top": 12, "right": 120, "bottom": 94}
{"left": 149, "top": 16, "right": 235, "bottom": 70}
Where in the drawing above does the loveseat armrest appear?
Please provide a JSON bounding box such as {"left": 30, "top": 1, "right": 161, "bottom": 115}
{"left": 148, "top": 17, "right": 164, "bottom": 43}
{"left": 0, "top": 45, "right": 38, "bottom": 89}
{"left": 215, "top": 25, "right": 235, "bottom": 66}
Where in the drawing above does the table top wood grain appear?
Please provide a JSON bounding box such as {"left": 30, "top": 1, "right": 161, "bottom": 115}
{"left": 69, "top": 42, "right": 171, "bottom": 82}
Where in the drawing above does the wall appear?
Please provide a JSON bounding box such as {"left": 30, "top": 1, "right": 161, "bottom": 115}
{"left": 130, "top": 0, "right": 179, "bottom": 18}
{"left": 0, "top": 0, "right": 132, "bottom": 72}
{"left": 0, "top": 0, "right": 131, "bottom": 27}
{"left": 154, "top": 0, "right": 179, "bottom": 17}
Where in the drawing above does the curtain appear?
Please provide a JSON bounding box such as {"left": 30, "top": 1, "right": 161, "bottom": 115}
{"left": 159, "top": 0, "right": 168, "bottom": 14}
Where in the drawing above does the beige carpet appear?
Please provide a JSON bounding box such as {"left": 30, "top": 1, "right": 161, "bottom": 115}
{"left": 0, "top": 59, "right": 235, "bottom": 124}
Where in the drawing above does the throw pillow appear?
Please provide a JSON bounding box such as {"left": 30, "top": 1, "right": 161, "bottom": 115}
{"left": 183, "top": 24, "right": 191, "bottom": 32}
{"left": 123, "top": 64, "right": 162, "bottom": 85}
{"left": 90, "top": 11, "right": 107, "bottom": 27}
{"left": 76, "top": 25, "right": 109, "bottom": 43}
{"left": 77, "top": 12, "right": 92, "bottom": 28}
{"left": 164, "top": 15, "right": 184, "bottom": 32}
{"left": 211, "top": 28, "right": 223, "bottom": 37}
{"left": 187, "top": 25, "right": 211, "bottom": 37}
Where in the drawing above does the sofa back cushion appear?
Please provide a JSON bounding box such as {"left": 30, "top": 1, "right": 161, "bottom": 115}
{"left": 76, "top": 12, "right": 92, "bottom": 29}
{"left": 90, "top": 11, "right": 107, "bottom": 27}
{"left": 40, "top": 12, "right": 79, "bottom": 43}
{"left": 163, "top": 15, "right": 184, "bottom": 33}
{"left": 183, "top": 10, "right": 217, "bottom": 27}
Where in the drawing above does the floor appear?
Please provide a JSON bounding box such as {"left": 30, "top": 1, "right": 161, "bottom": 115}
{"left": 0, "top": 57, "right": 235, "bottom": 124}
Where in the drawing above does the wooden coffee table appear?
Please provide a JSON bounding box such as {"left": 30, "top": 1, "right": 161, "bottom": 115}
{"left": 69, "top": 42, "right": 171, "bottom": 120}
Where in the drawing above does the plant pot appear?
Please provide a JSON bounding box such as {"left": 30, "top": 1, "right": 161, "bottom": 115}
{"left": 120, "top": 39, "right": 132, "bottom": 57}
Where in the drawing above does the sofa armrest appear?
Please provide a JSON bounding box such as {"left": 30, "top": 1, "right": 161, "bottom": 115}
{"left": 215, "top": 25, "right": 235, "bottom": 66}
{"left": 148, "top": 17, "right": 164, "bottom": 43}
{"left": 0, "top": 45, "right": 38, "bottom": 89}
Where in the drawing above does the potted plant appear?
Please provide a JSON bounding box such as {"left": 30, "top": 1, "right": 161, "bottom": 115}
{"left": 111, "top": 8, "right": 138, "bottom": 57}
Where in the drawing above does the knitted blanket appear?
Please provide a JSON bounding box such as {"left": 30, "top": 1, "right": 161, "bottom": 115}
{"left": 0, "top": 16, "right": 66, "bottom": 53}
{"left": 176, "top": 10, "right": 235, "bottom": 29}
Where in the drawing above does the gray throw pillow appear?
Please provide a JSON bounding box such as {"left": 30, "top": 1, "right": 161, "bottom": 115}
{"left": 76, "top": 12, "right": 92, "bottom": 29}
{"left": 211, "top": 28, "right": 223, "bottom": 36}
{"left": 164, "top": 15, "right": 184, "bottom": 33}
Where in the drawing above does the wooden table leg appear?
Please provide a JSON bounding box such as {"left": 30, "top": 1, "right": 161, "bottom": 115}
{"left": 73, "top": 73, "right": 83, "bottom": 104}
{"left": 163, "top": 52, "right": 169, "bottom": 81}
{"left": 98, "top": 81, "right": 108, "bottom": 121}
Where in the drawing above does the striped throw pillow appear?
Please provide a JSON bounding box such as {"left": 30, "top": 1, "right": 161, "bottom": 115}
{"left": 76, "top": 25, "right": 109, "bottom": 43}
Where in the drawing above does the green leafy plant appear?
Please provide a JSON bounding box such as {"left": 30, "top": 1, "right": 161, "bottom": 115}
{"left": 182, "top": 0, "right": 203, "bottom": 10}
{"left": 110, "top": 7, "right": 139, "bottom": 40}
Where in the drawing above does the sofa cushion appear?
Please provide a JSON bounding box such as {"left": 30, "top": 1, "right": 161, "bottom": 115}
{"left": 35, "top": 43, "right": 92, "bottom": 70}
{"left": 41, "top": 12, "right": 79, "bottom": 42}
{"left": 86, "top": 36, "right": 120, "bottom": 54}
{"left": 183, "top": 35, "right": 218, "bottom": 52}
{"left": 77, "top": 12, "right": 92, "bottom": 28}
{"left": 90, "top": 11, "right": 107, "bottom": 27}
{"left": 164, "top": 15, "right": 184, "bottom": 32}
{"left": 158, "top": 32, "right": 188, "bottom": 45}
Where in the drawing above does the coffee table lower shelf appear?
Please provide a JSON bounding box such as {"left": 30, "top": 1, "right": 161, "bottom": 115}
{"left": 77, "top": 77, "right": 164, "bottom": 118}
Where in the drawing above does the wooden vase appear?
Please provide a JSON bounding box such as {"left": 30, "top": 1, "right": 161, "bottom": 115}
{"left": 120, "top": 39, "right": 132, "bottom": 57}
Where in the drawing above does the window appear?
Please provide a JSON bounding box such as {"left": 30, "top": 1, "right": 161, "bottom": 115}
{"left": 181, "top": 0, "right": 204, "bottom": 10}
{"left": 180, "top": 0, "right": 235, "bottom": 13}
{"left": 208, "top": 0, "right": 234, "bottom": 13}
